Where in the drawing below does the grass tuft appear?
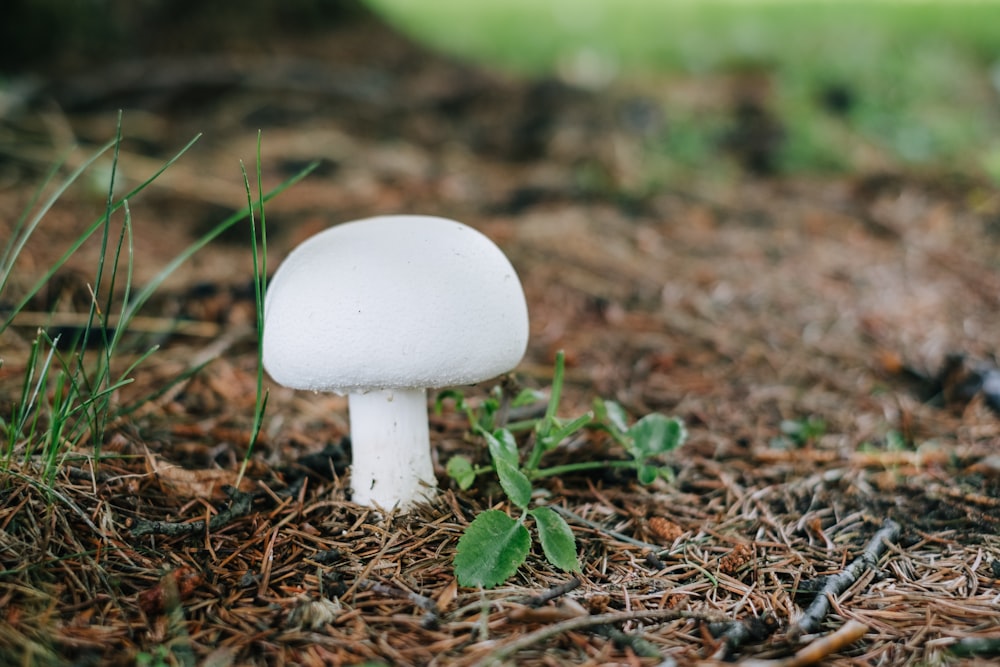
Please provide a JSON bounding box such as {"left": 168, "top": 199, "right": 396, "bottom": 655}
{"left": 0, "top": 117, "right": 317, "bottom": 486}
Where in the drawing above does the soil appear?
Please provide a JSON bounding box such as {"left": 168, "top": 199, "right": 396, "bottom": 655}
{"left": 2, "top": 8, "right": 1000, "bottom": 667}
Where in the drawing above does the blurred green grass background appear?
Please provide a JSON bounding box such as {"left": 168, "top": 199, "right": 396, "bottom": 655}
{"left": 366, "top": 0, "right": 1000, "bottom": 177}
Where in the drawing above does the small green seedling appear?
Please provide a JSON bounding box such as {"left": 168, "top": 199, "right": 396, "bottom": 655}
{"left": 773, "top": 416, "right": 827, "bottom": 449}
{"left": 442, "top": 351, "right": 686, "bottom": 588}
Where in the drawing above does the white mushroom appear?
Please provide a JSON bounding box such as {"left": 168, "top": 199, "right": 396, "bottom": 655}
{"left": 262, "top": 215, "right": 529, "bottom": 510}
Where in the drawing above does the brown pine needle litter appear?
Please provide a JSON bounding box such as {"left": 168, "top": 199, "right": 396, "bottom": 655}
{"left": 3, "top": 10, "right": 1000, "bottom": 667}
{"left": 2, "top": 425, "right": 999, "bottom": 666}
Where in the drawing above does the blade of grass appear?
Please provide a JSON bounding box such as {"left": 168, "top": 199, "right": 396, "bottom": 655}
{"left": 525, "top": 350, "right": 567, "bottom": 470}
{"left": 0, "top": 139, "right": 116, "bottom": 303}
{"left": 79, "top": 111, "right": 124, "bottom": 354}
{"left": 2, "top": 125, "right": 317, "bottom": 483}
{"left": 114, "top": 358, "right": 208, "bottom": 418}
{"left": 0, "top": 149, "right": 66, "bottom": 276}
{"left": 84, "top": 199, "right": 136, "bottom": 454}
{"left": 542, "top": 351, "right": 566, "bottom": 429}
{"left": 3, "top": 332, "right": 56, "bottom": 466}
{"left": 119, "top": 158, "right": 318, "bottom": 329}
{"left": 68, "top": 196, "right": 135, "bottom": 454}
{"left": 237, "top": 131, "right": 271, "bottom": 486}
{"left": 1, "top": 133, "right": 202, "bottom": 333}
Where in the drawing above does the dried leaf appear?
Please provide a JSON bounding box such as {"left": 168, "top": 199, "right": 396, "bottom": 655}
{"left": 144, "top": 449, "right": 254, "bottom": 499}
{"left": 138, "top": 566, "right": 204, "bottom": 615}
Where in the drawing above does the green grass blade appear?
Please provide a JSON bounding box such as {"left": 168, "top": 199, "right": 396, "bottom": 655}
{"left": 100, "top": 112, "right": 125, "bottom": 319}
{"left": 114, "top": 356, "right": 206, "bottom": 418}
{"left": 80, "top": 111, "right": 124, "bottom": 354}
{"left": 238, "top": 131, "right": 275, "bottom": 485}
{"left": 0, "top": 150, "right": 66, "bottom": 276}
{"left": 120, "top": 158, "right": 318, "bottom": 329}
{"left": 86, "top": 200, "right": 136, "bottom": 452}
{"left": 542, "top": 350, "right": 566, "bottom": 430}
{"left": 3, "top": 333, "right": 48, "bottom": 461}
{"left": 93, "top": 170, "right": 132, "bottom": 364}
{"left": 1, "top": 133, "right": 202, "bottom": 333}
{"left": 0, "top": 140, "right": 116, "bottom": 304}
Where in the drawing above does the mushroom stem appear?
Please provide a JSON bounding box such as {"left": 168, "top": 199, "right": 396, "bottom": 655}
{"left": 347, "top": 387, "right": 437, "bottom": 509}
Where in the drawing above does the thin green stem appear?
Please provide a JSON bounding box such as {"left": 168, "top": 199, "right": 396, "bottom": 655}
{"left": 528, "top": 459, "right": 639, "bottom": 480}
{"left": 525, "top": 437, "right": 545, "bottom": 473}
{"left": 504, "top": 418, "right": 539, "bottom": 433}
{"left": 525, "top": 350, "right": 567, "bottom": 471}
{"left": 238, "top": 132, "right": 276, "bottom": 486}
{"left": 542, "top": 350, "right": 565, "bottom": 428}
{"left": 82, "top": 111, "right": 123, "bottom": 354}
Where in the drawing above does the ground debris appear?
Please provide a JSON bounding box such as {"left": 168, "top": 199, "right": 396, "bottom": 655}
{"left": 130, "top": 486, "right": 258, "bottom": 537}
{"left": 285, "top": 595, "right": 343, "bottom": 631}
{"left": 948, "top": 636, "right": 1000, "bottom": 658}
{"left": 517, "top": 577, "right": 581, "bottom": 607}
{"left": 137, "top": 566, "right": 204, "bottom": 615}
{"left": 789, "top": 519, "right": 901, "bottom": 638}
{"left": 707, "top": 613, "right": 780, "bottom": 659}
{"left": 739, "top": 620, "right": 870, "bottom": 667}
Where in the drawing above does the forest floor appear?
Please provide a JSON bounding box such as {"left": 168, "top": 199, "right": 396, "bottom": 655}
{"left": 2, "top": 9, "right": 1000, "bottom": 666}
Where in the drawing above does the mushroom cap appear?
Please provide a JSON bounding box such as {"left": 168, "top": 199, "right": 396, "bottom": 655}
{"left": 263, "top": 215, "right": 529, "bottom": 393}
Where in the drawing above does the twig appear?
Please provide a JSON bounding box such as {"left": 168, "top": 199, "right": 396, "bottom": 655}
{"left": 708, "top": 614, "right": 779, "bottom": 660}
{"left": 594, "top": 623, "right": 662, "bottom": 658}
{"left": 518, "top": 577, "right": 581, "bottom": 607}
{"left": 926, "top": 483, "right": 1000, "bottom": 508}
{"left": 739, "top": 620, "right": 869, "bottom": 667}
{"left": 788, "top": 519, "right": 900, "bottom": 638}
{"left": 131, "top": 487, "right": 256, "bottom": 537}
{"left": 784, "top": 620, "right": 869, "bottom": 666}
{"left": 366, "top": 580, "right": 442, "bottom": 629}
{"left": 470, "top": 608, "right": 720, "bottom": 667}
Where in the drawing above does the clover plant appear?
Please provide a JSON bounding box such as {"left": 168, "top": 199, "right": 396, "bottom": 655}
{"left": 441, "top": 351, "right": 686, "bottom": 588}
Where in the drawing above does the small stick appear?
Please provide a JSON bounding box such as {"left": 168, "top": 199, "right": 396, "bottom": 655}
{"left": 788, "top": 519, "right": 900, "bottom": 639}
{"left": 709, "top": 614, "right": 779, "bottom": 660}
{"left": 786, "top": 620, "right": 868, "bottom": 666}
{"left": 470, "top": 608, "right": 721, "bottom": 667}
{"left": 739, "top": 620, "right": 869, "bottom": 667}
{"left": 366, "top": 580, "right": 442, "bottom": 628}
{"left": 594, "top": 623, "right": 662, "bottom": 658}
{"left": 519, "top": 577, "right": 581, "bottom": 607}
{"left": 131, "top": 487, "right": 256, "bottom": 537}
